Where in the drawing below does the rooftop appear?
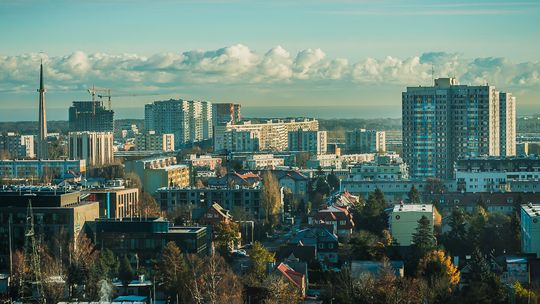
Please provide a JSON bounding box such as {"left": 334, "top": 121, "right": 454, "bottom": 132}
{"left": 521, "top": 204, "right": 540, "bottom": 217}
{"left": 393, "top": 203, "right": 433, "bottom": 213}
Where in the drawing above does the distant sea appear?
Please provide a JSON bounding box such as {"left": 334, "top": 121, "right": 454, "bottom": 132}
{"left": 1, "top": 104, "right": 539, "bottom": 121}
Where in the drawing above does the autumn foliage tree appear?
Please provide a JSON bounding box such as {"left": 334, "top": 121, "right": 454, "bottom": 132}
{"left": 157, "top": 242, "right": 188, "bottom": 302}
{"left": 261, "top": 171, "right": 281, "bottom": 226}
{"left": 417, "top": 250, "right": 460, "bottom": 302}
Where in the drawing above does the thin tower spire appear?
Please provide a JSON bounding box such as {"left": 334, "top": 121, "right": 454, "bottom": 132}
{"left": 37, "top": 60, "right": 48, "bottom": 159}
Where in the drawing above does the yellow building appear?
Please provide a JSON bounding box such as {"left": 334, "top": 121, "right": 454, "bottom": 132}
{"left": 144, "top": 164, "right": 190, "bottom": 193}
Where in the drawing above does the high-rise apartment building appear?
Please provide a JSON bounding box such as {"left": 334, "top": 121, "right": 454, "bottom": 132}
{"left": 288, "top": 129, "right": 328, "bottom": 155}
{"left": 0, "top": 133, "right": 34, "bottom": 159}
{"left": 212, "top": 103, "right": 241, "bottom": 125}
{"left": 402, "top": 77, "right": 515, "bottom": 179}
{"left": 500, "top": 92, "right": 516, "bottom": 157}
{"left": 214, "top": 118, "right": 319, "bottom": 152}
{"left": 69, "top": 131, "right": 114, "bottom": 166}
{"left": 145, "top": 99, "right": 213, "bottom": 149}
{"left": 345, "top": 129, "right": 386, "bottom": 153}
{"left": 69, "top": 101, "right": 114, "bottom": 132}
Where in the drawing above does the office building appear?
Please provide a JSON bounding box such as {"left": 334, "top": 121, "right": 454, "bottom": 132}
{"left": 144, "top": 99, "right": 212, "bottom": 148}
{"left": 69, "top": 101, "right": 114, "bottom": 132}
{"left": 0, "top": 133, "right": 34, "bottom": 159}
{"left": 390, "top": 203, "right": 434, "bottom": 246}
{"left": 135, "top": 131, "right": 175, "bottom": 152}
{"left": 87, "top": 218, "right": 208, "bottom": 264}
{"left": 402, "top": 77, "right": 516, "bottom": 179}
{"left": 0, "top": 159, "right": 86, "bottom": 181}
{"left": 521, "top": 204, "right": 540, "bottom": 258}
{"left": 288, "top": 129, "right": 328, "bottom": 155}
{"left": 499, "top": 92, "right": 517, "bottom": 157}
{"left": 345, "top": 129, "right": 386, "bottom": 153}
{"left": 68, "top": 131, "right": 114, "bottom": 166}
{"left": 214, "top": 118, "right": 319, "bottom": 152}
{"left": 212, "top": 103, "right": 241, "bottom": 125}
{"left": 0, "top": 188, "right": 99, "bottom": 271}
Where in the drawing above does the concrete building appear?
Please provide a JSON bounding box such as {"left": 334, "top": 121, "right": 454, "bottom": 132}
{"left": 390, "top": 203, "right": 434, "bottom": 246}
{"left": 212, "top": 103, "right": 241, "bottom": 125}
{"left": 184, "top": 154, "right": 222, "bottom": 170}
{"left": 521, "top": 204, "right": 540, "bottom": 258}
{"left": 307, "top": 154, "right": 342, "bottom": 169}
{"left": 214, "top": 118, "right": 319, "bottom": 152}
{"left": 85, "top": 188, "right": 139, "bottom": 219}
{"left": 0, "top": 188, "right": 99, "bottom": 271}
{"left": 499, "top": 92, "right": 517, "bottom": 157}
{"left": 0, "top": 159, "right": 86, "bottom": 181}
{"left": 0, "top": 133, "right": 34, "bottom": 159}
{"left": 220, "top": 129, "right": 260, "bottom": 152}
{"left": 517, "top": 142, "right": 540, "bottom": 156}
{"left": 69, "top": 101, "right": 114, "bottom": 132}
{"left": 402, "top": 77, "right": 516, "bottom": 179}
{"left": 345, "top": 129, "right": 386, "bottom": 153}
{"left": 144, "top": 99, "right": 212, "bottom": 148}
{"left": 125, "top": 156, "right": 190, "bottom": 193}
{"left": 455, "top": 156, "right": 540, "bottom": 193}
{"left": 69, "top": 131, "right": 114, "bottom": 166}
{"left": 288, "top": 129, "right": 327, "bottom": 155}
{"left": 156, "top": 185, "right": 280, "bottom": 221}
{"left": 348, "top": 157, "right": 409, "bottom": 181}
{"left": 135, "top": 131, "right": 175, "bottom": 152}
{"left": 244, "top": 154, "right": 285, "bottom": 170}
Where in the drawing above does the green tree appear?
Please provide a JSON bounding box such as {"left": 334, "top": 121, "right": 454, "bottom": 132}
{"left": 442, "top": 207, "right": 470, "bottom": 256}
{"left": 355, "top": 189, "right": 388, "bottom": 234}
{"left": 247, "top": 242, "right": 275, "bottom": 283}
{"left": 460, "top": 248, "right": 507, "bottom": 304}
{"left": 348, "top": 230, "right": 386, "bottom": 260}
{"left": 412, "top": 215, "right": 436, "bottom": 258}
{"left": 407, "top": 185, "right": 421, "bottom": 204}
{"left": 214, "top": 222, "right": 240, "bottom": 253}
{"left": 417, "top": 250, "right": 460, "bottom": 303}
{"left": 326, "top": 170, "right": 340, "bottom": 192}
{"left": 424, "top": 178, "right": 447, "bottom": 194}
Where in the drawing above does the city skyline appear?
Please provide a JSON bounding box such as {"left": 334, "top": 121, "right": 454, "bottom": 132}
{"left": 1, "top": 0, "right": 540, "bottom": 121}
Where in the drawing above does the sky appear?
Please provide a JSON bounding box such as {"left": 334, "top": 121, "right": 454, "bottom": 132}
{"left": 0, "top": 0, "right": 539, "bottom": 120}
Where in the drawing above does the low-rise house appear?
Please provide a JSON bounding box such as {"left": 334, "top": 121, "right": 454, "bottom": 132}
{"left": 287, "top": 226, "right": 339, "bottom": 263}
{"left": 311, "top": 205, "right": 355, "bottom": 238}
{"left": 276, "top": 262, "right": 307, "bottom": 298}
{"left": 199, "top": 203, "right": 232, "bottom": 225}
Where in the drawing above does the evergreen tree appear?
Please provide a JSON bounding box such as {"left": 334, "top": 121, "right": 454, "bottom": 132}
{"left": 412, "top": 215, "right": 436, "bottom": 258}
{"left": 118, "top": 255, "right": 135, "bottom": 286}
{"left": 407, "top": 185, "right": 421, "bottom": 204}
{"left": 443, "top": 207, "right": 470, "bottom": 256}
{"left": 326, "top": 170, "right": 340, "bottom": 192}
{"left": 356, "top": 189, "right": 388, "bottom": 234}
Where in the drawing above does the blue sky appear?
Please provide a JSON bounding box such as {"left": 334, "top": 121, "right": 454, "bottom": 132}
{"left": 1, "top": 0, "right": 539, "bottom": 120}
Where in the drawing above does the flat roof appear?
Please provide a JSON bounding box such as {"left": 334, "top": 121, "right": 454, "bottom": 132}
{"left": 521, "top": 204, "right": 540, "bottom": 217}
{"left": 393, "top": 204, "right": 433, "bottom": 213}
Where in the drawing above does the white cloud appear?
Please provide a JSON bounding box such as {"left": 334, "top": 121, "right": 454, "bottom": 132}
{"left": 0, "top": 45, "right": 538, "bottom": 94}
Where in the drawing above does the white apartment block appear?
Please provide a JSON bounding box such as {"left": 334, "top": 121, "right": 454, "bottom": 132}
{"left": 288, "top": 129, "right": 327, "bottom": 155}
{"left": 348, "top": 158, "right": 409, "bottom": 181}
{"left": 214, "top": 118, "right": 319, "bottom": 152}
{"left": 390, "top": 204, "right": 434, "bottom": 246}
{"left": 521, "top": 204, "right": 540, "bottom": 258}
{"left": 69, "top": 132, "right": 114, "bottom": 167}
{"left": 403, "top": 77, "right": 515, "bottom": 179}
{"left": 135, "top": 131, "right": 175, "bottom": 152}
{"left": 500, "top": 92, "right": 516, "bottom": 157}
{"left": 244, "top": 154, "right": 285, "bottom": 169}
{"left": 145, "top": 99, "right": 212, "bottom": 148}
{"left": 345, "top": 129, "right": 386, "bottom": 153}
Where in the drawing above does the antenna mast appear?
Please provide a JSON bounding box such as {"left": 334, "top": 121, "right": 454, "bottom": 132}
{"left": 22, "top": 200, "right": 44, "bottom": 303}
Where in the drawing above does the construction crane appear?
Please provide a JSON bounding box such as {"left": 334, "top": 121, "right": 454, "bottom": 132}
{"left": 87, "top": 85, "right": 112, "bottom": 114}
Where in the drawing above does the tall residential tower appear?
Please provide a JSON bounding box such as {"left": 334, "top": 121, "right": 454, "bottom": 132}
{"left": 37, "top": 62, "right": 48, "bottom": 159}
{"left": 402, "top": 77, "right": 516, "bottom": 179}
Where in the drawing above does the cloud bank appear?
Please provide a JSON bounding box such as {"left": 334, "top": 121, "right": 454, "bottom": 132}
{"left": 1, "top": 44, "right": 539, "bottom": 94}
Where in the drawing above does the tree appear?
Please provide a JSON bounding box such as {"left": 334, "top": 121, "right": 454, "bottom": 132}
{"left": 157, "top": 242, "right": 188, "bottom": 302}
{"left": 261, "top": 171, "right": 281, "bottom": 225}
{"left": 295, "top": 152, "right": 311, "bottom": 168}
{"left": 417, "top": 250, "right": 460, "bottom": 302}
{"left": 139, "top": 191, "right": 161, "bottom": 217}
{"left": 460, "top": 248, "right": 507, "bottom": 304}
{"left": 125, "top": 172, "right": 142, "bottom": 189}
{"left": 512, "top": 281, "right": 538, "bottom": 304}
{"left": 247, "top": 242, "right": 275, "bottom": 283}
{"left": 442, "top": 207, "right": 470, "bottom": 256}
{"left": 412, "top": 215, "right": 436, "bottom": 258}
{"left": 407, "top": 185, "right": 421, "bottom": 204}
{"left": 327, "top": 170, "right": 340, "bottom": 192}
{"left": 424, "top": 178, "right": 447, "bottom": 194}
{"left": 348, "top": 230, "right": 386, "bottom": 260}
{"left": 118, "top": 255, "right": 135, "bottom": 286}
{"left": 214, "top": 222, "right": 240, "bottom": 253}
{"left": 263, "top": 274, "right": 302, "bottom": 304}
{"left": 355, "top": 189, "right": 388, "bottom": 234}
{"left": 66, "top": 234, "right": 99, "bottom": 299}
{"left": 477, "top": 195, "right": 488, "bottom": 210}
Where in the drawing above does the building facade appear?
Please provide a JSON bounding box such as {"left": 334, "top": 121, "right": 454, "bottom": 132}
{"left": 288, "top": 129, "right": 328, "bottom": 155}
{"left": 69, "top": 101, "right": 114, "bottom": 132}
{"left": 0, "top": 159, "right": 86, "bottom": 181}
{"left": 135, "top": 131, "right": 175, "bottom": 152}
{"left": 85, "top": 188, "right": 139, "bottom": 219}
{"left": 402, "top": 77, "right": 516, "bottom": 179}
{"left": 244, "top": 154, "right": 285, "bottom": 170}
{"left": 145, "top": 99, "right": 213, "bottom": 148}
{"left": 212, "top": 103, "right": 241, "bottom": 126}
{"left": 499, "top": 92, "right": 517, "bottom": 157}
{"left": 0, "top": 133, "right": 34, "bottom": 159}
{"left": 69, "top": 131, "right": 114, "bottom": 166}
{"left": 390, "top": 204, "right": 434, "bottom": 246}
{"left": 521, "top": 204, "right": 540, "bottom": 258}
{"left": 345, "top": 129, "right": 386, "bottom": 153}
